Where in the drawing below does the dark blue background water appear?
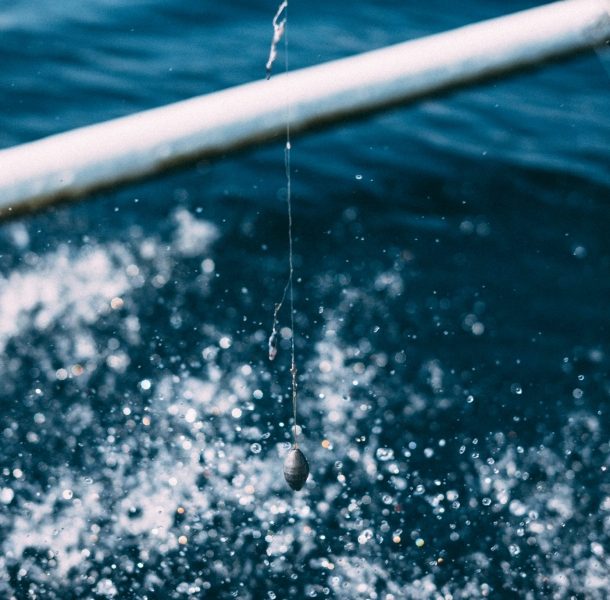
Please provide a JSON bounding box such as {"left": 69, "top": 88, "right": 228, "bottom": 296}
{"left": 1, "top": 1, "right": 609, "bottom": 598}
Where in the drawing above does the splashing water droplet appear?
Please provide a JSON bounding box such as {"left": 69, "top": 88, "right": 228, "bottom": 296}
{"left": 376, "top": 447, "right": 394, "bottom": 461}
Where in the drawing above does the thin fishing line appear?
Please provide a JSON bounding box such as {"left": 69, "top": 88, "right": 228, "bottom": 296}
{"left": 266, "top": 0, "right": 289, "bottom": 364}
{"left": 266, "top": 0, "right": 299, "bottom": 447}
{"left": 282, "top": 4, "right": 299, "bottom": 447}
{"left": 267, "top": 1, "right": 310, "bottom": 491}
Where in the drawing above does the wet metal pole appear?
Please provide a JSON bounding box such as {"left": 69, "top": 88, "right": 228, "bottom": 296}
{"left": 0, "top": 0, "right": 608, "bottom": 218}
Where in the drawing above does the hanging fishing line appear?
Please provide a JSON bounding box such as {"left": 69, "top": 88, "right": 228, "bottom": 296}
{"left": 266, "top": 0, "right": 310, "bottom": 491}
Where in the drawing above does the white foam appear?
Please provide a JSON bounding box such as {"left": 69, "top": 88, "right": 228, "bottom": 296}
{"left": 172, "top": 208, "right": 219, "bottom": 257}
{"left": 0, "top": 243, "right": 131, "bottom": 354}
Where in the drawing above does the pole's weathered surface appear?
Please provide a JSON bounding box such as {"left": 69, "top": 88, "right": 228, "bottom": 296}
{"left": 0, "top": 0, "right": 608, "bottom": 217}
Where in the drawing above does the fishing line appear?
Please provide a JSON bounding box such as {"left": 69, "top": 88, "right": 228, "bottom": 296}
{"left": 266, "top": 0, "right": 310, "bottom": 491}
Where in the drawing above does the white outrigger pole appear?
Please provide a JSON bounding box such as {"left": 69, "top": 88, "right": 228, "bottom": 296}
{"left": 0, "top": 0, "right": 608, "bottom": 218}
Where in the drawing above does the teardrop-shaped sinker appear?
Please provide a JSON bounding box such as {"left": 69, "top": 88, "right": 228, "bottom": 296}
{"left": 283, "top": 447, "right": 309, "bottom": 491}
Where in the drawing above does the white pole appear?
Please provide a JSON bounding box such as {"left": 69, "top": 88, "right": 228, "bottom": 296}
{"left": 0, "top": 0, "right": 608, "bottom": 217}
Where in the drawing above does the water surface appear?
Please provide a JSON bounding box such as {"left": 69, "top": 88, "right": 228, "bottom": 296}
{"left": 1, "top": 1, "right": 609, "bottom": 598}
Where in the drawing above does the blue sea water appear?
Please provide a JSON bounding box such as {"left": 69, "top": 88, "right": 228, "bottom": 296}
{"left": 1, "top": 1, "right": 610, "bottom": 598}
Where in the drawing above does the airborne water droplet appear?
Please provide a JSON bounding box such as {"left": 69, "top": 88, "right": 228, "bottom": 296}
{"left": 376, "top": 447, "right": 394, "bottom": 461}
